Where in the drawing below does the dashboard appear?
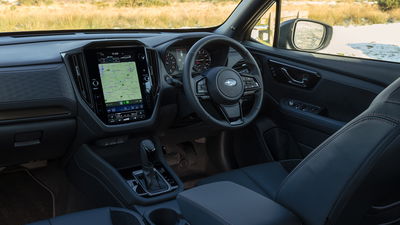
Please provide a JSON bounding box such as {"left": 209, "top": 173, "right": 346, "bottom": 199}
{"left": 0, "top": 32, "right": 245, "bottom": 165}
{"left": 0, "top": 32, "right": 243, "bottom": 134}
{"left": 59, "top": 37, "right": 236, "bottom": 126}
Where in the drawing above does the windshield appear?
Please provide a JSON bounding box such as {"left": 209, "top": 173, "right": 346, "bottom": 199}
{"left": 0, "top": 0, "right": 240, "bottom": 33}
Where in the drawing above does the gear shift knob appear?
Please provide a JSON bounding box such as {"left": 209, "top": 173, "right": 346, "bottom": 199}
{"left": 140, "top": 139, "right": 156, "bottom": 165}
{"left": 139, "top": 139, "right": 157, "bottom": 189}
{"left": 137, "top": 139, "right": 169, "bottom": 194}
{"left": 140, "top": 139, "right": 156, "bottom": 153}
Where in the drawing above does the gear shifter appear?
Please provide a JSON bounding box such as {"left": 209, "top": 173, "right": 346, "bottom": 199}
{"left": 139, "top": 139, "right": 168, "bottom": 193}
{"left": 140, "top": 139, "right": 157, "bottom": 188}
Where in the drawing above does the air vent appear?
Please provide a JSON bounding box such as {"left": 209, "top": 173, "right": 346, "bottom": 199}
{"left": 145, "top": 48, "right": 160, "bottom": 95}
{"left": 232, "top": 60, "right": 251, "bottom": 74}
{"left": 69, "top": 54, "right": 94, "bottom": 108}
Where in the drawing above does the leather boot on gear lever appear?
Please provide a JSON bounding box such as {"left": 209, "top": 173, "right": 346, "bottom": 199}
{"left": 139, "top": 139, "right": 168, "bottom": 193}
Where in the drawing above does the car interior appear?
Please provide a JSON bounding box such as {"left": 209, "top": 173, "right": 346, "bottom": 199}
{"left": 0, "top": 0, "right": 400, "bottom": 225}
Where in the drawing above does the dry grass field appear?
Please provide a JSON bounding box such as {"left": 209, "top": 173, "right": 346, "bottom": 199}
{"left": 0, "top": 1, "right": 238, "bottom": 32}
{"left": 0, "top": 0, "right": 399, "bottom": 32}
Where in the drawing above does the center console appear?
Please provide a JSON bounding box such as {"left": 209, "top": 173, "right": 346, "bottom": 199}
{"left": 177, "top": 181, "right": 301, "bottom": 225}
{"left": 68, "top": 137, "right": 183, "bottom": 208}
{"left": 119, "top": 140, "right": 178, "bottom": 198}
{"left": 64, "top": 41, "right": 186, "bottom": 225}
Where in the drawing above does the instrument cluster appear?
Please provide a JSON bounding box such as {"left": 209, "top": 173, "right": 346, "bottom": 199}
{"left": 164, "top": 46, "right": 212, "bottom": 76}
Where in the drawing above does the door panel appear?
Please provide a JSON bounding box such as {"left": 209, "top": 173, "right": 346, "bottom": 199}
{"left": 245, "top": 41, "right": 400, "bottom": 159}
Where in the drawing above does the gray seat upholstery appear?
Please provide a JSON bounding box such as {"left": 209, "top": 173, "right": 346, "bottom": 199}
{"left": 178, "top": 181, "right": 301, "bottom": 225}
{"left": 27, "top": 207, "right": 145, "bottom": 225}
{"left": 198, "top": 161, "right": 293, "bottom": 198}
{"left": 198, "top": 78, "right": 400, "bottom": 225}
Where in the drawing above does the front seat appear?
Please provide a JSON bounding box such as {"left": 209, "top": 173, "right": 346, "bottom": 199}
{"left": 198, "top": 78, "right": 400, "bottom": 225}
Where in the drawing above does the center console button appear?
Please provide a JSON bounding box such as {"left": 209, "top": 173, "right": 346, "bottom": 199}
{"left": 143, "top": 74, "right": 149, "bottom": 82}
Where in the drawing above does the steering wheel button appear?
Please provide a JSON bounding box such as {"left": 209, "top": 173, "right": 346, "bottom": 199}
{"left": 196, "top": 79, "right": 208, "bottom": 94}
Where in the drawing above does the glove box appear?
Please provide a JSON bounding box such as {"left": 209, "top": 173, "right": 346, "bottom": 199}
{"left": 0, "top": 119, "right": 76, "bottom": 166}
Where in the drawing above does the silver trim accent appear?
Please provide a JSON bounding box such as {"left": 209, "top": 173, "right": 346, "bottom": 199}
{"left": 127, "top": 168, "right": 178, "bottom": 197}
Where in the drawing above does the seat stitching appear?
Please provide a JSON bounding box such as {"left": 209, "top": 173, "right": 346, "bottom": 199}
{"left": 276, "top": 116, "right": 397, "bottom": 200}
{"left": 327, "top": 126, "right": 400, "bottom": 223}
{"left": 385, "top": 100, "right": 400, "bottom": 105}
{"left": 275, "top": 117, "right": 372, "bottom": 199}
{"left": 387, "top": 86, "right": 400, "bottom": 101}
{"left": 364, "top": 113, "right": 400, "bottom": 124}
{"left": 275, "top": 115, "right": 397, "bottom": 200}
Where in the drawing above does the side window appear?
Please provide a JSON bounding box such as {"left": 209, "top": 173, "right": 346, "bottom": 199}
{"left": 278, "top": 0, "right": 400, "bottom": 63}
{"left": 251, "top": 3, "right": 277, "bottom": 47}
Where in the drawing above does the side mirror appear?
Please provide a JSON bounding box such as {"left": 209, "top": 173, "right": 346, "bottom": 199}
{"left": 278, "top": 19, "right": 333, "bottom": 51}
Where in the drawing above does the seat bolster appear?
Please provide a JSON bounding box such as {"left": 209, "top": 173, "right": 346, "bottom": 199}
{"left": 241, "top": 161, "right": 290, "bottom": 198}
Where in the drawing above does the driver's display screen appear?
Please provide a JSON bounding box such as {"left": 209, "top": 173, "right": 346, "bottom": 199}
{"left": 175, "top": 48, "right": 187, "bottom": 71}
{"left": 98, "top": 61, "right": 143, "bottom": 107}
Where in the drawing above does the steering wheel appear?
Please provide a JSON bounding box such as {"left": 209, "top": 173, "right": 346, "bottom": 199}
{"left": 183, "top": 35, "right": 264, "bottom": 128}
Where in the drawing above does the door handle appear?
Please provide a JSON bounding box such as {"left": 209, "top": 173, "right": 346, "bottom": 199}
{"left": 269, "top": 60, "right": 321, "bottom": 89}
{"left": 280, "top": 67, "right": 306, "bottom": 86}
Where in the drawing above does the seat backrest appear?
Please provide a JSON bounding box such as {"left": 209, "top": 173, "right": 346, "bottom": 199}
{"left": 275, "top": 78, "right": 400, "bottom": 225}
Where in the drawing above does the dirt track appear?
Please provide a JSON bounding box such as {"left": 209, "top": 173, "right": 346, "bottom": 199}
{"left": 320, "top": 23, "right": 400, "bottom": 63}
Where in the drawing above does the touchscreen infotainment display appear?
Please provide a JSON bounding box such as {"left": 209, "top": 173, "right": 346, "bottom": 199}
{"left": 85, "top": 46, "right": 151, "bottom": 124}
{"left": 98, "top": 61, "right": 143, "bottom": 107}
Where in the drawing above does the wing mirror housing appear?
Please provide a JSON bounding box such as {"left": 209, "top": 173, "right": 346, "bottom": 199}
{"left": 277, "top": 19, "right": 333, "bottom": 51}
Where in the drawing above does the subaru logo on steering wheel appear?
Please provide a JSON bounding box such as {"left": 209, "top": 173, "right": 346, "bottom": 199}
{"left": 224, "top": 79, "right": 237, "bottom": 87}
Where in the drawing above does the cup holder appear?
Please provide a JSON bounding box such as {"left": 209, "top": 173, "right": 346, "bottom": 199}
{"left": 147, "top": 208, "right": 189, "bottom": 225}
{"left": 110, "top": 209, "right": 145, "bottom": 225}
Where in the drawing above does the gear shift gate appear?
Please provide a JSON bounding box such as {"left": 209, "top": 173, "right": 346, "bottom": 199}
{"left": 124, "top": 139, "right": 178, "bottom": 197}
{"left": 132, "top": 169, "right": 171, "bottom": 196}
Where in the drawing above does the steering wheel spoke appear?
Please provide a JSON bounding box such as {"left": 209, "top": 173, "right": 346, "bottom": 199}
{"left": 194, "top": 76, "right": 210, "bottom": 99}
{"left": 240, "top": 73, "right": 262, "bottom": 96}
{"left": 218, "top": 101, "right": 244, "bottom": 125}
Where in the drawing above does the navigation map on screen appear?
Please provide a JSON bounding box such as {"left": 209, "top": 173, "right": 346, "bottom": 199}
{"left": 98, "top": 61, "right": 142, "bottom": 105}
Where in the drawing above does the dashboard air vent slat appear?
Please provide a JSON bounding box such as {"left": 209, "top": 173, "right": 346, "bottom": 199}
{"left": 69, "top": 54, "right": 94, "bottom": 108}
{"left": 145, "top": 48, "right": 160, "bottom": 95}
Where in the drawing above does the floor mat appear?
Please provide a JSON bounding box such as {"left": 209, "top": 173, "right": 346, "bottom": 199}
{"left": 0, "top": 171, "right": 53, "bottom": 225}
{"left": 163, "top": 140, "right": 220, "bottom": 189}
